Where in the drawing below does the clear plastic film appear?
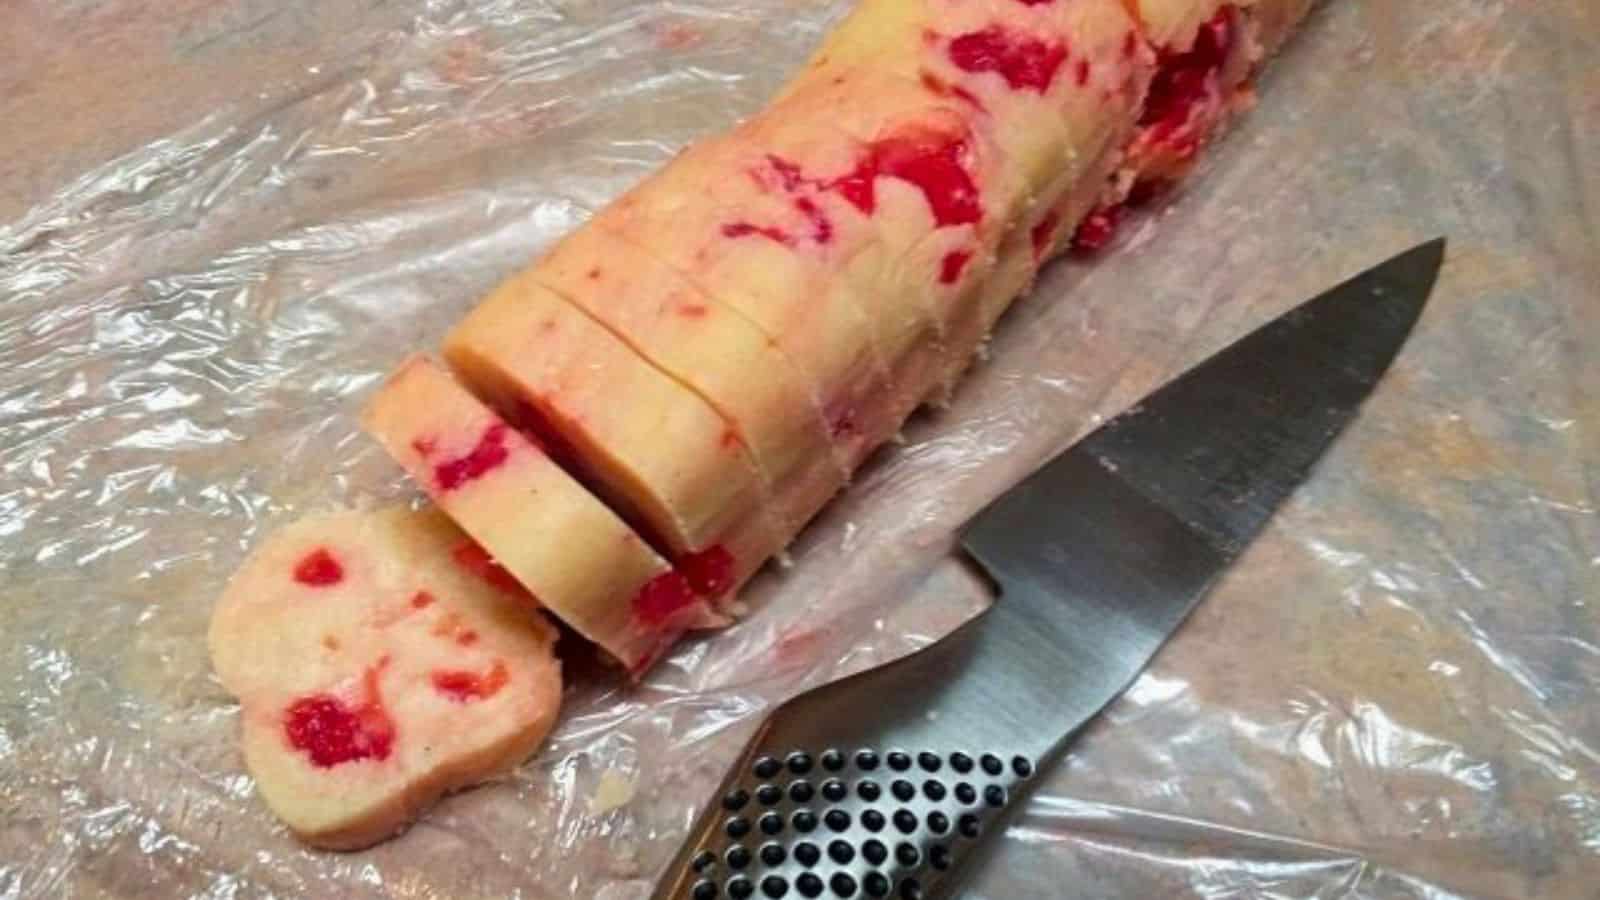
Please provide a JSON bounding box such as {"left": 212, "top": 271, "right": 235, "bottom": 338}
{"left": 2, "top": 0, "right": 1596, "bottom": 896}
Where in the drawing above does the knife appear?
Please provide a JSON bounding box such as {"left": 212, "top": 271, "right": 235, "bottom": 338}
{"left": 651, "top": 239, "right": 1445, "bottom": 900}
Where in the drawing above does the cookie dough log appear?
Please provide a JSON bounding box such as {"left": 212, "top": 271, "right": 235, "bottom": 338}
{"left": 362, "top": 355, "right": 723, "bottom": 673}
{"left": 440, "top": 276, "right": 784, "bottom": 632}
{"left": 782, "top": 0, "right": 1155, "bottom": 387}
{"left": 1070, "top": 0, "right": 1318, "bottom": 252}
{"left": 207, "top": 506, "right": 562, "bottom": 850}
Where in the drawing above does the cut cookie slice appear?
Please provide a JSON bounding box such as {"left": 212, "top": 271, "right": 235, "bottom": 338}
{"left": 207, "top": 506, "right": 561, "bottom": 850}
{"left": 599, "top": 132, "right": 899, "bottom": 471}
{"left": 699, "top": 70, "right": 1009, "bottom": 428}
{"left": 443, "top": 271, "right": 771, "bottom": 563}
{"left": 441, "top": 274, "right": 787, "bottom": 639}
{"left": 361, "top": 355, "right": 722, "bottom": 671}
{"left": 532, "top": 222, "right": 849, "bottom": 532}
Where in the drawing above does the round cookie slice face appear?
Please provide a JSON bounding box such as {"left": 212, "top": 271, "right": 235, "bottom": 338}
{"left": 208, "top": 505, "right": 561, "bottom": 850}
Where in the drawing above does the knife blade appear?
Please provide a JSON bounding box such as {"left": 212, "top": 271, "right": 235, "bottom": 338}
{"left": 651, "top": 238, "right": 1444, "bottom": 900}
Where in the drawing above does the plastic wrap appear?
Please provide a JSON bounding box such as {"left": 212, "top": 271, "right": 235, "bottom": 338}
{"left": 3, "top": 1, "right": 1597, "bottom": 896}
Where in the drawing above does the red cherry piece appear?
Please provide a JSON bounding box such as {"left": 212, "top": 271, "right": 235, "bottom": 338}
{"left": 793, "top": 197, "right": 834, "bottom": 244}
{"left": 1140, "top": 7, "right": 1236, "bottom": 130}
{"left": 633, "top": 570, "right": 698, "bottom": 625}
{"left": 283, "top": 693, "right": 395, "bottom": 767}
{"left": 939, "top": 250, "right": 973, "bottom": 284}
{"left": 434, "top": 424, "right": 510, "bottom": 491}
{"left": 679, "top": 544, "right": 737, "bottom": 597}
{"left": 293, "top": 548, "right": 344, "bottom": 587}
{"left": 949, "top": 27, "right": 1068, "bottom": 94}
{"left": 833, "top": 132, "right": 982, "bottom": 228}
{"left": 1071, "top": 204, "right": 1125, "bottom": 255}
{"left": 721, "top": 222, "right": 795, "bottom": 245}
{"left": 431, "top": 661, "right": 510, "bottom": 703}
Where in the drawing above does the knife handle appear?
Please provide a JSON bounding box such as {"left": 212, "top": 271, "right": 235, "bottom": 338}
{"left": 649, "top": 610, "right": 1042, "bottom": 900}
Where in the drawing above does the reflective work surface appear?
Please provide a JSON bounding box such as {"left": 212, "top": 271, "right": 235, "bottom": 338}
{"left": 2, "top": 1, "right": 1596, "bottom": 897}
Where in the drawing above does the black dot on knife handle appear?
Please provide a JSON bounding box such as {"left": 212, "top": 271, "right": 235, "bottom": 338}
{"left": 787, "top": 752, "right": 814, "bottom": 775}
{"left": 959, "top": 814, "right": 981, "bottom": 838}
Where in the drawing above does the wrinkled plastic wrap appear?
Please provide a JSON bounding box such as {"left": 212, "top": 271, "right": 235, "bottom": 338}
{"left": 3, "top": 0, "right": 1597, "bottom": 896}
